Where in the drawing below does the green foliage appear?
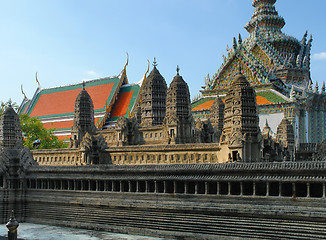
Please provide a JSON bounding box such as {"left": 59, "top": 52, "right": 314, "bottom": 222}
{"left": 1, "top": 100, "right": 68, "bottom": 149}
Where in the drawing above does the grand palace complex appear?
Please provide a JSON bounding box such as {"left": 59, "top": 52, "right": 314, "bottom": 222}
{"left": 1, "top": 1, "right": 326, "bottom": 239}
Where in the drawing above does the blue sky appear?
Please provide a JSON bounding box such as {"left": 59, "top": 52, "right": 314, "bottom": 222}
{"left": 0, "top": 0, "right": 325, "bottom": 105}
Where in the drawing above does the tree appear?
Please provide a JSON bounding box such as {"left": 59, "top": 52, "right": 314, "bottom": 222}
{"left": 1, "top": 100, "right": 67, "bottom": 149}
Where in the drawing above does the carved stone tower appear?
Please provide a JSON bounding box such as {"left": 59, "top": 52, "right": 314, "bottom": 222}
{"left": 219, "top": 72, "right": 261, "bottom": 162}
{"left": 209, "top": 97, "right": 225, "bottom": 142}
{"left": 0, "top": 103, "right": 23, "bottom": 150}
{"left": 70, "top": 85, "right": 96, "bottom": 148}
{"left": 276, "top": 118, "right": 295, "bottom": 156}
{"left": 140, "top": 59, "right": 167, "bottom": 126}
{"left": 164, "top": 66, "right": 193, "bottom": 144}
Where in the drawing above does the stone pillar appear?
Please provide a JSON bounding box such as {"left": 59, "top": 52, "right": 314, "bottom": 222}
{"left": 205, "top": 182, "right": 208, "bottom": 195}
{"left": 307, "top": 183, "right": 310, "bottom": 198}
{"left": 228, "top": 182, "right": 231, "bottom": 195}
{"left": 195, "top": 182, "right": 198, "bottom": 194}
{"left": 323, "top": 183, "right": 326, "bottom": 198}
{"left": 279, "top": 182, "right": 282, "bottom": 197}
{"left": 266, "top": 182, "right": 270, "bottom": 197}
{"left": 146, "top": 181, "right": 149, "bottom": 193}
{"left": 185, "top": 182, "right": 189, "bottom": 194}
{"left": 253, "top": 182, "right": 256, "bottom": 196}
{"left": 163, "top": 181, "right": 167, "bottom": 193}
{"left": 240, "top": 182, "right": 243, "bottom": 196}
{"left": 74, "top": 180, "right": 76, "bottom": 191}
{"left": 217, "top": 182, "right": 220, "bottom": 195}
{"left": 120, "top": 181, "right": 123, "bottom": 192}
{"left": 96, "top": 180, "right": 99, "bottom": 191}
{"left": 136, "top": 181, "right": 139, "bottom": 193}
{"left": 104, "top": 181, "right": 107, "bottom": 191}
{"left": 154, "top": 181, "right": 158, "bottom": 193}
{"left": 173, "top": 181, "right": 177, "bottom": 194}
{"left": 128, "top": 181, "right": 132, "bottom": 192}
{"left": 6, "top": 210, "right": 19, "bottom": 240}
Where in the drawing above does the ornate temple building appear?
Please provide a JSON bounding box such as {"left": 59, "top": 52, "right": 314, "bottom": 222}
{"left": 19, "top": 60, "right": 141, "bottom": 140}
{"left": 191, "top": 0, "right": 326, "bottom": 147}
{"left": 2, "top": 1, "right": 326, "bottom": 239}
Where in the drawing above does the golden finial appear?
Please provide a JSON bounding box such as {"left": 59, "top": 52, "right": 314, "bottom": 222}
{"left": 36, "top": 72, "right": 40, "bottom": 88}
{"left": 21, "top": 85, "right": 27, "bottom": 99}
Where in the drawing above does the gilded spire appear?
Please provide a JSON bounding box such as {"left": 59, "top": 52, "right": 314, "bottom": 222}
{"left": 245, "top": 0, "right": 285, "bottom": 34}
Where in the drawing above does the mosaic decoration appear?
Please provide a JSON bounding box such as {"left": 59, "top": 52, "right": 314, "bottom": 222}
{"left": 214, "top": 57, "right": 260, "bottom": 89}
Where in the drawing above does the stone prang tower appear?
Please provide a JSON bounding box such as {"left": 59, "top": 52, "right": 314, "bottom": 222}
{"left": 164, "top": 66, "right": 193, "bottom": 144}
{"left": 0, "top": 103, "right": 23, "bottom": 150}
{"left": 219, "top": 72, "right": 261, "bottom": 162}
{"left": 70, "top": 84, "right": 96, "bottom": 148}
{"left": 209, "top": 97, "right": 225, "bottom": 142}
{"left": 140, "top": 59, "right": 167, "bottom": 127}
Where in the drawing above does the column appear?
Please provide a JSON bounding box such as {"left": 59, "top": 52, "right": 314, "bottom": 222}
{"left": 120, "top": 181, "right": 123, "bottom": 192}
{"left": 253, "top": 182, "right": 256, "bottom": 196}
{"left": 217, "top": 182, "right": 220, "bottom": 195}
{"left": 96, "top": 180, "right": 99, "bottom": 191}
{"left": 128, "top": 181, "right": 132, "bottom": 192}
{"left": 323, "top": 183, "right": 326, "bottom": 198}
{"left": 163, "top": 181, "right": 167, "bottom": 193}
{"left": 266, "top": 182, "right": 270, "bottom": 197}
{"left": 185, "top": 182, "right": 189, "bottom": 194}
{"left": 136, "top": 181, "right": 139, "bottom": 193}
{"left": 205, "top": 182, "right": 208, "bottom": 195}
{"left": 104, "top": 181, "right": 107, "bottom": 191}
{"left": 307, "top": 183, "right": 310, "bottom": 198}
{"left": 279, "top": 182, "right": 282, "bottom": 197}
{"left": 154, "top": 181, "right": 158, "bottom": 193}
{"left": 173, "top": 181, "right": 177, "bottom": 194}
{"left": 240, "top": 182, "right": 243, "bottom": 196}
{"left": 195, "top": 182, "right": 198, "bottom": 194}
{"left": 145, "top": 181, "right": 149, "bottom": 193}
{"left": 228, "top": 182, "right": 231, "bottom": 195}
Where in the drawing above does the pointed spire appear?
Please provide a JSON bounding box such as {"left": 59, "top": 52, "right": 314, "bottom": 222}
{"left": 8, "top": 98, "right": 12, "bottom": 108}
{"left": 301, "top": 30, "right": 308, "bottom": 45}
{"left": 233, "top": 37, "right": 237, "bottom": 50}
{"left": 322, "top": 82, "right": 325, "bottom": 93}
{"left": 153, "top": 57, "right": 158, "bottom": 68}
{"left": 314, "top": 81, "right": 319, "bottom": 93}
{"left": 176, "top": 65, "right": 180, "bottom": 75}
{"left": 308, "top": 81, "right": 312, "bottom": 91}
{"left": 82, "top": 81, "right": 86, "bottom": 90}
{"left": 226, "top": 44, "right": 230, "bottom": 52}
{"left": 238, "top": 33, "right": 242, "bottom": 45}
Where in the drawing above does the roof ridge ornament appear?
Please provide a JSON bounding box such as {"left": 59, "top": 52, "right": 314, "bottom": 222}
{"left": 82, "top": 81, "right": 86, "bottom": 90}
{"left": 176, "top": 65, "right": 180, "bottom": 75}
{"left": 21, "top": 85, "right": 27, "bottom": 99}
{"left": 36, "top": 72, "right": 41, "bottom": 89}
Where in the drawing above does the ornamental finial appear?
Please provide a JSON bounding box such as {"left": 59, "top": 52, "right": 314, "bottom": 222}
{"left": 36, "top": 72, "right": 40, "bottom": 88}
{"left": 8, "top": 98, "right": 12, "bottom": 107}
{"left": 153, "top": 57, "right": 158, "bottom": 68}
{"left": 82, "top": 81, "right": 85, "bottom": 90}
{"left": 176, "top": 65, "right": 180, "bottom": 75}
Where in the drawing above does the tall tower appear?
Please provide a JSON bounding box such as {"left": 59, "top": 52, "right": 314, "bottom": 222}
{"left": 219, "top": 72, "right": 261, "bottom": 162}
{"left": 209, "top": 97, "right": 225, "bottom": 142}
{"left": 70, "top": 84, "right": 96, "bottom": 148}
{"left": 164, "top": 66, "right": 193, "bottom": 144}
{"left": 140, "top": 59, "right": 167, "bottom": 126}
{"left": 0, "top": 102, "right": 23, "bottom": 150}
{"left": 276, "top": 118, "right": 295, "bottom": 155}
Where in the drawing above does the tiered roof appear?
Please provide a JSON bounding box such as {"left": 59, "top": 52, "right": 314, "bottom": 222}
{"left": 19, "top": 72, "right": 127, "bottom": 140}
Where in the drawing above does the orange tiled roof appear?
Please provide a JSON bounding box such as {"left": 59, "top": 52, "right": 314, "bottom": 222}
{"left": 192, "top": 100, "right": 214, "bottom": 111}
{"left": 29, "top": 83, "right": 115, "bottom": 118}
{"left": 110, "top": 91, "right": 134, "bottom": 118}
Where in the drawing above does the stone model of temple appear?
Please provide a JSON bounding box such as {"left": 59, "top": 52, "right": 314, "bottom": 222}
{"left": 1, "top": 0, "right": 326, "bottom": 239}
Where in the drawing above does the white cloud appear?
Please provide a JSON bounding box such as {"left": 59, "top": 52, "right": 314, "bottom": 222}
{"left": 312, "top": 52, "right": 326, "bottom": 60}
{"left": 86, "top": 70, "right": 98, "bottom": 76}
